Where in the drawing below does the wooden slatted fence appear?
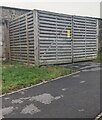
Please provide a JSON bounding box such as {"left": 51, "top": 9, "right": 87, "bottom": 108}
{"left": 9, "top": 9, "right": 98, "bottom": 66}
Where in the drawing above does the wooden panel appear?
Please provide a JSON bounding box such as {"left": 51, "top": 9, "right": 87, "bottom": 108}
{"left": 73, "top": 16, "right": 97, "bottom": 62}
{"left": 38, "top": 10, "right": 72, "bottom": 65}
{"left": 9, "top": 12, "right": 35, "bottom": 64}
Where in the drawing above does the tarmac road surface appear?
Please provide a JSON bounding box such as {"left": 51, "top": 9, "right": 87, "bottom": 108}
{"left": 1, "top": 62, "right": 102, "bottom": 119}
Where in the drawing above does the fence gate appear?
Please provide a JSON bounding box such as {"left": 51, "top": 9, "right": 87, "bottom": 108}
{"left": 38, "top": 10, "right": 97, "bottom": 65}
{"left": 72, "top": 16, "right": 97, "bottom": 62}
{"left": 38, "top": 10, "right": 73, "bottom": 65}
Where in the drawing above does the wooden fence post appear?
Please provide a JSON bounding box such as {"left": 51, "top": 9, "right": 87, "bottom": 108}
{"left": 25, "top": 15, "right": 30, "bottom": 65}
{"left": 33, "top": 10, "right": 39, "bottom": 66}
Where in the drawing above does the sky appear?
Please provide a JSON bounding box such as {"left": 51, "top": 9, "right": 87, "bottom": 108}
{"left": 1, "top": 0, "right": 101, "bottom": 18}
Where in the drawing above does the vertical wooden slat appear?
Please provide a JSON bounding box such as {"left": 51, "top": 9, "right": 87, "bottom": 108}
{"left": 85, "top": 18, "right": 86, "bottom": 58}
{"left": 71, "top": 16, "right": 74, "bottom": 62}
{"left": 7, "top": 22, "right": 11, "bottom": 60}
{"left": 4, "top": 22, "right": 11, "bottom": 60}
{"left": 56, "top": 16, "right": 58, "bottom": 62}
{"left": 25, "top": 15, "right": 29, "bottom": 65}
{"left": 33, "top": 10, "right": 39, "bottom": 66}
{"left": 96, "top": 19, "right": 99, "bottom": 55}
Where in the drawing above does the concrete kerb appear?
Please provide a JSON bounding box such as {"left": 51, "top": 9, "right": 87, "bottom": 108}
{"left": 95, "top": 113, "right": 102, "bottom": 120}
{"left": 0, "top": 71, "right": 80, "bottom": 97}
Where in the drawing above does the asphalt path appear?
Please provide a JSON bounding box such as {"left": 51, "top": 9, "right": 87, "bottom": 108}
{"left": 1, "top": 62, "right": 102, "bottom": 119}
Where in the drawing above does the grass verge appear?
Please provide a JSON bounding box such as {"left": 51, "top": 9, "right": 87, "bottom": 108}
{"left": 2, "top": 61, "right": 75, "bottom": 94}
{"left": 93, "top": 52, "right": 102, "bottom": 63}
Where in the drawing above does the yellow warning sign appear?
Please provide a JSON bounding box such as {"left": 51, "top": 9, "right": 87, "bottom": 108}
{"left": 67, "top": 30, "right": 71, "bottom": 38}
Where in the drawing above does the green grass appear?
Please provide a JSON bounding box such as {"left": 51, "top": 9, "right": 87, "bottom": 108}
{"left": 97, "top": 52, "right": 102, "bottom": 62}
{"left": 93, "top": 52, "right": 102, "bottom": 63}
{"left": 2, "top": 61, "right": 75, "bottom": 94}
